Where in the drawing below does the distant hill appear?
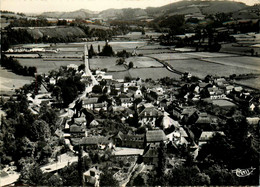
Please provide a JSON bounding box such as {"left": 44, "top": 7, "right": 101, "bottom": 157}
{"left": 36, "top": 1, "right": 251, "bottom": 20}
{"left": 232, "top": 4, "right": 260, "bottom": 19}
{"left": 99, "top": 8, "right": 148, "bottom": 20}
{"left": 39, "top": 9, "right": 97, "bottom": 19}
{"left": 146, "top": 1, "right": 248, "bottom": 17}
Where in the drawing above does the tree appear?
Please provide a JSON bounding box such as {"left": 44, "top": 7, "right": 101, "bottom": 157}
{"left": 28, "top": 120, "right": 51, "bottom": 141}
{"left": 92, "top": 85, "right": 102, "bottom": 94}
{"left": 133, "top": 174, "right": 146, "bottom": 186}
{"left": 100, "top": 170, "right": 119, "bottom": 186}
{"left": 78, "top": 64, "right": 85, "bottom": 72}
{"left": 60, "top": 162, "right": 81, "bottom": 186}
{"left": 116, "top": 58, "right": 125, "bottom": 65}
{"left": 128, "top": 61, "right": 134, "bottom": 69}
{"left": 157, "top": 142, "right": 167, "bottom": 179}
{"left": 100, "top": 43, "right": 114, "bottom": 56}
{"left": 167, "top": 166, "right": 210, "bottom": 186}
{"left": 204, "top": 165, "right": 238, "bottom": 185}
{"left": 88, "top": 44, "right": 95, "bottom": 58}
{"left": 18, "top": 164, "right": 44, "bottom": 185}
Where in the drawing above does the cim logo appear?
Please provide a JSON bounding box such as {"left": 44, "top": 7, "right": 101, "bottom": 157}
{"left": 232, "top": 167, "right": 256, "bottom": 177}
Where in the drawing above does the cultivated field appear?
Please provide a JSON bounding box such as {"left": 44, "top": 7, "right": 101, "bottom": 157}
{"left": 166, "top": 58, "right": 260, "bottom": 78}
{"left": 125, "top": 57, "right": 163, "bottom": 68}
{"left": 108, "top": 68, "right": 181, "bottom": 80}
{"left": 90, "top": 57, "right": 127, "bottom": 71}
{"left": 11, "top": 41, "right": 260, "bottom": 90}
{"left": 17, "top": 58, "right": 84, "bottom": 73}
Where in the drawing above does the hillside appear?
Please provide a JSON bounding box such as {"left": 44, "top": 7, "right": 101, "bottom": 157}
{"left": 146, "top": 1, "right": 248, "bottom": 17}
{"left": 13, "top": 26, "right": 86, "bottom": 40}
{"left": 39, "top": 9, "right": 97, "bottom": 19}
{"left": 99, "top": 8, "right": 148, "bottom": 20}
{"left": 232, "top": 4, "right": 260, "bottom": 19}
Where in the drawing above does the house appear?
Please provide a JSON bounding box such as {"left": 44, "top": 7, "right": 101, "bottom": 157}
{"left": 122, "top": 82, "right": 137, "bottom": 92}
{"left": 84, "top": 167, "right": 101, "bottom": 187}
{"left": 162, "top": 112, "right": 180, "bottom": 129}
{"left": 139, "top": 107, "right": 164, "bottom": 127}
{"left": 225, "top": 85, "right": 234, "bottom": 94}
{"left": 143, "top": 144, "right": 159, "bottom": 166}
{"left": 80, "top": 136, "right": 112, "bottom": 149}
{"left": 67, "top": 64, "right": 78, "bottom": 70}
{"left": 234, "top": 86, "right": 243, "bottom": 93}
{"left": 70, "top": 124, "right": 86, "bottom": 139}
{"left": 172, "top": 106, "right": 183, "bottom": 119}
{"left": 198, "top": 82, "right": 210, "bottom": 92}
{"left": 73, "top": 116, "right": 86, "bottom": 126}
{"left": 94, "top": 102, "right": 107, "bottom": 111}
{"left": 246, "top": 117, "right": 260, "bottom": 125}
{"left": 49, "top": 77, "right": 56, "bottom": 85}
{"left": 195, "top": 112, "right": 212, "bottom": 130}
{"left": 181, "top": 107, "right": 198, "bottom": 125}
{"left": 145, "top": 130, "right": 167, "bottom": 146}
{"left": 208, "top": 87, "right": 226, "bottom": 99}
{"left": 82, "top": 98, "right": 98, "bottom": 110}
{"left": 166, "top": 127, "right": 189, "bottom": 146}
{"left": 120, "top": 98, "right": 133, "bottom": 108}
{"left": 112, "top": 131, "right": 144, "bottom": 148}
{"left": 199, "top": 131, "right": 225, "bottom": 146}
{"left": 134, "top": 89, "right": 143, "bottom": 99}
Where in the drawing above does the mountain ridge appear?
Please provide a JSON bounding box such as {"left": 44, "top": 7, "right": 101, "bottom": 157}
{"left": 36, "top": 0, "right": 251, "bottom": 20}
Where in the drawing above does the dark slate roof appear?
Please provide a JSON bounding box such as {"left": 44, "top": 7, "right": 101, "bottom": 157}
{"left": 80, "top": 136, "right": 110, "bottom": 145}
{"left": 146, "top": 130, "right": 167, "bottom": 142}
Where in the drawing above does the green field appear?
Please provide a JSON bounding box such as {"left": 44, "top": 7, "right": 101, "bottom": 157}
{"left": 0, "top": 67, "right": 33, "bottom": 92}
{"left": 17, "top": 58, "right": 84, "bottom": 73}
{"left": 90, "top": 57, "right": 127, "bottom": 71}
{"left": 125, "top": 57, "right": 163, "bottom": 68}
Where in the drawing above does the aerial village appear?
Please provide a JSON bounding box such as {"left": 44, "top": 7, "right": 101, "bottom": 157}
{"left": 1, "top": 42, "right": 258, "bottom": 186}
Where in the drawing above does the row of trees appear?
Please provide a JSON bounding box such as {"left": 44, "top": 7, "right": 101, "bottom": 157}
{"left": 1, "top": 55, "right": 37, "bottom": 76}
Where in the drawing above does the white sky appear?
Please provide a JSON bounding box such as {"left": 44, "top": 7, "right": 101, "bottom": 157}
{"left": 1, "top": 0, "right": 259, "bottom": 13}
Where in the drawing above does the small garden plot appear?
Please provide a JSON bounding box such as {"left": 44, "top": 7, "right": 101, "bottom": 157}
{"left": 125, "top": 57, "right": 163, "bottom": 68}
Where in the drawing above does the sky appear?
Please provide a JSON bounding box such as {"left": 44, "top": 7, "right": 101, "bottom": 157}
{"left": 1, "top": 0, "right": 260, "bottom": 14}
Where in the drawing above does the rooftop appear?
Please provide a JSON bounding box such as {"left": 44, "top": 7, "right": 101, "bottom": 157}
{"left": 146, "top": 130, "right": 167, "bottom": 142}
